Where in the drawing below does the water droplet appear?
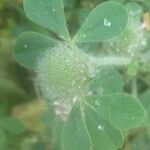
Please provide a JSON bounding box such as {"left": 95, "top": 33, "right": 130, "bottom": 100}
{"left": 97, "top": 125, "right": 104, "bottom": 131}
{"left": 103, "top": 18, "right": 111, "bottom": 27}
{"left": 132, "top": 116, "right": 135, "bottom": 120}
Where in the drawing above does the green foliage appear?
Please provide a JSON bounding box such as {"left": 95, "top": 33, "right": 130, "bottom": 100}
{"left": 74, "top": 2, "right": 128, "bottom": 42}
{"left": 13, "top": 32, "right": 58, "bottom": 68}
{"left": 86, "top": 94, "right": 145, "bottom": 130}
{"left": 84, "top": 106, "right": 122, "bottom": 150}
{"left": 103, "top": 2, "right": 146, "bottom": 58}
{"left": 10, "top": 0, "right": 150, "bottom": 150}
{"left": 88, "top": 67, "right": 124, "bottom": 94}
{"left": 140, "top": 90, "right": 150, "bottom": 127}
{"left": 126, "top": 2, "right": 143, "bottom": 21}
{"left": 140, "top": 89, "right": 150, "bottom": 110}
{"left": 62, "top": 102, "right": 123, "bottom": 150}
{"left": 0, "top": 117, "right": 25, "bottom": 150}
{"left": 0, "top": 117, "right": 25, "bottom": 135}
{"left": 0, "top": 128, "right": 6, "bottom": 149}
{"left": 62, "top": 103, "right": 91, "bottom": 150}
{"left": 131, "top": 133, "right": 150, "bottom": 150}
{"left": 24, "top": 0, "right": 70, "bottom": 41}
{"left": 63, "top": 0, "right": 77, "bottom": 8}
{"left": 127, "top": 58, "right": 140, "bottom": 76}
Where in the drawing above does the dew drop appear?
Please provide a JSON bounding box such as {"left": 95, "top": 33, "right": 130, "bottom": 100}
{"left": 132, "top": 116, "right": 135, "bottom": 120}
{"left": 97, "top": 125, "right": 104, "bottom": 131}
{"left": 103, "top": 18, "right": 111, "bottom": 27}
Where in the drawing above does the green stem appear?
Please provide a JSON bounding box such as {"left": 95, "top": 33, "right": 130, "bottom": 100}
{"left": 93, "top": 56, "right": 132, "bottom": 66}
{"left": 132, "top": 77, "right": 138, "bottom": 98}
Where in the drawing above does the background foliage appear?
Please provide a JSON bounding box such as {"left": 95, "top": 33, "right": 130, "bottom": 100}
{"left": 0, "top": 0, "right": 150, "bottom": 150}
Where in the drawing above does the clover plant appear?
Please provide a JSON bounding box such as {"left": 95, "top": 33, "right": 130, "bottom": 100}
{"left": 13, "top": 0, "right": 147, "bottom": 150}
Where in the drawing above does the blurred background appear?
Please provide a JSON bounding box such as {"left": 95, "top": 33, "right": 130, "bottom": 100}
{"left": 0, "top": 0, "right": 150, "bottom": 150}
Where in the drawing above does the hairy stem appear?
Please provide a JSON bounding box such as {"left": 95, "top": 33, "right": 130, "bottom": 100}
{"left": 93, "top": 56, "right": 132, "bottom": 66}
